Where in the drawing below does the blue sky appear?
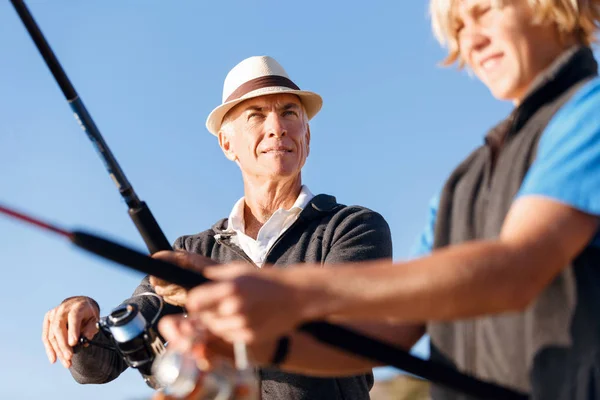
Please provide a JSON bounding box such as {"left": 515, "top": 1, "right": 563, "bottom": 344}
{"left": 0, "top": 1, "right": 519, "bottom": 399}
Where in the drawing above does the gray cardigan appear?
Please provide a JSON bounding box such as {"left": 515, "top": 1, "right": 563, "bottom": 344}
{"left": 70, "top": 194, "right": 393, "bottom": 400}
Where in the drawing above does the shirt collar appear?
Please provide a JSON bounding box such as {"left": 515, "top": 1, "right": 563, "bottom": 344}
{"left": 226, "top": 185, "right": 314, "bottom": 233}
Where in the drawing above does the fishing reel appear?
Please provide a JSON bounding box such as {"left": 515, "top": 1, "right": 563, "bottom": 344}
{"left": 79, "top": 294, "right": 259, "bottom": 399}
{"left": 100, "top": 302, "right": 166, "bottom": 388}
{"left": 77, "top": 292, "right": 167, "bottom": 389}
{"left": 150, "top": 332, "right": 259, "bottom": 399}
{"left": 79, "top": 299, "right": 166, "bottom": 389}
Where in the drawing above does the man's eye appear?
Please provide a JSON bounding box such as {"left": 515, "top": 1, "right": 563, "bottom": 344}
{"left": 248, "top": 113, "right": 261, "bottom": 120}
{"left": 283, "top": 110, "right": 298, "bottom": 117}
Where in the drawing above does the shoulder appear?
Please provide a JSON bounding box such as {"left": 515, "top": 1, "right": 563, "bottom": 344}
{"left": 569, "top": 76, "right": 600, "bottom": 105}
{"left": 311, "top": 193, "right": 390, "bottom": 232}
{"left": 545, "top": 76, "right": 600, "bottom": 134}
{"left": 173, "top": 218, "right": 228, "bottom": 252}
{"left": 534, "top": 76, "right": 600, "bottom": 156}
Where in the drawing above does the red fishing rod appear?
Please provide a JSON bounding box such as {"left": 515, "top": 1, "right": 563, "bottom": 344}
{"left": 0, "top": 204, "right": 208, "bottom": 287}
{"left": 0, "top": 203, "right": 529, "bottom": 400}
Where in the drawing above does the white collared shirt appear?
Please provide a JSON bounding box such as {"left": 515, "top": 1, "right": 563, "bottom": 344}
{"left": 225, "top": 185, "right": 314, "bottom": 267}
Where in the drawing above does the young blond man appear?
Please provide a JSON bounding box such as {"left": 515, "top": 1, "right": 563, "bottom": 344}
{"left": 159, "top": 1, "right": 600, "bottom": 398}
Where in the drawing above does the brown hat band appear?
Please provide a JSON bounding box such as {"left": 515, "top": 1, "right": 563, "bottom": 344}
{"left": 225, "top": 75, "right": 300, "bottom": 103}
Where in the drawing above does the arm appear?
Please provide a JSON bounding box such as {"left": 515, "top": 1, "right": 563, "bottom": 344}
{"left": 296, "top": 197, "right": 598, "bottom": 322}
{"left": 69, "top": 238, "right": 189, "bottom": 384}
{"left": 265, "top": 321, "right": 425, "bottom": 376}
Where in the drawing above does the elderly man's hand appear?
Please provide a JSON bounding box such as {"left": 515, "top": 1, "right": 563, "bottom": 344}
{"left": 159, "top": 313, "right": 277, "bottom": 368}
{"left": 180, "top": 264, "right": 324, "bottom": 344}
{"left": 150, "top": 251, "right": 218, "bottom": 307}
{"left": 42, "top": 296, "right": 100, "bottom": 369}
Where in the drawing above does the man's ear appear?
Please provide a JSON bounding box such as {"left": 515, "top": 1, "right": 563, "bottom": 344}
{"left": 305, "top": 124, "right": 311, "bottom": 157}
{"left": 218, "top": 129, "right": 237, "bottom": 162}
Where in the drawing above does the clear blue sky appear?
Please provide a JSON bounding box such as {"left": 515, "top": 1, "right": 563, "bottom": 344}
{"left": 0, "top": 1, "right": 522, "bottom": 399}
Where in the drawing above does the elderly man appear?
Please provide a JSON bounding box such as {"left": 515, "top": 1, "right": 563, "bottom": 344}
{"left": 158, "top": 1, "right": 600, "bottom": 399}
{"left": 41, "top": 55, "right": 394, "bottom": 400}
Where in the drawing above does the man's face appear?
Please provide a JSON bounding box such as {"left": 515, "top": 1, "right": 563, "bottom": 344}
{"left": 218, "top": 93, "right": 310, "bottom": 180}
{"left": 456, "top": 0, "right": 567, "bottom": 102}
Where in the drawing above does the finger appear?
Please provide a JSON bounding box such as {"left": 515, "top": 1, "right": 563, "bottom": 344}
{"left": 219, "top": 327, "right": 256, "bottom": 345}
{"left": 42, "top": 310, "right": 56, "bottom": 364}
{"left": 158, "top": 316, "right": 185, "bottom": 344}
{"left": 197, "top": 312, "right": 256, "bottom": 344}
{"left": 84, "top": 297, "right": 100, "bottom": 320}
{"left": 205, "top": 315, "right": 249, "bottom": 337}
{"left": 186, "top": 282, "right": 235, "bottom": 313}
{"left": 153, "top": 283, "right": 165, "bottom": 296}
{"left": 50, "top": 309, "right": 73, "bottom": 363}
{"left": 50, "top": 336, "right": 70, "bottom": 368}
{"left": 150, "top": 276, "right": 164, "bottom": 289}
{"left": 155, "top": 284, "right": 183, "bottom": 298}
{"left": 67, "top": 307, "right": 84, "bottom": 347}
{"left": 165, "top": 315, "right": 205, "bottom": 339}
{"left": 159, "top": 316, "right": 203, "bottom": 353}
{"left": 217, "top": 297, "right": 244, "bottom": 317}
{"left": 163, "top": 294, "right": 186, "bottom": 307}
{"left": 81, "top": 319, "right": 99, "bottom": 341}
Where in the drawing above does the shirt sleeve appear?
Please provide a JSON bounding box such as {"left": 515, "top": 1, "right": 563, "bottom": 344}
{"left": 409, "top": 192, "right": 440, "bottom": 258}
{"left": 517, "top": 78, "right": 600, "bottom": 245}
{"left": 324, "top": 207, "right": 393, "bottom": 264}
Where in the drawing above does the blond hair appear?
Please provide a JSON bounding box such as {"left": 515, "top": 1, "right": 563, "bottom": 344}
{"left": 430, "top": 0, "right": 600, "bottom": 65}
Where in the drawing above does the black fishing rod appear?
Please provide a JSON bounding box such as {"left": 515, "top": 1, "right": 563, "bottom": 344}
{"left": 0, "top": 204, "right": 529, "bottom": 400}
{"left": 10, "top": 0, "right": 171, "bottom": 254}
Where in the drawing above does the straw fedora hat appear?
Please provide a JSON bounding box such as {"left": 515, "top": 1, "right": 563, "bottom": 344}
{"left": 205, "top": 55, "right": 323, "bottom": 136}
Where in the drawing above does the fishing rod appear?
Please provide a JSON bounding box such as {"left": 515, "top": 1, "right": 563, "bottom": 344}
{"left": 0, "top": 204, "right": 529, "bottom": 400}
{"left": 10, "top": 0, "right": 171, "bottom": 255}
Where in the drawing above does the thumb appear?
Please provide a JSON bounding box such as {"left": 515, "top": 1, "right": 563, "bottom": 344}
{"left": 81, "top": 319, "right": 99, "bottom": 341}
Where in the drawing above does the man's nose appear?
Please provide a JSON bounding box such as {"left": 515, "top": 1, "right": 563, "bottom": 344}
{"left": 461, "top": 24, "right": 490, "bottom": 56}
{"left": 265, "top": 113, "right": 287, "bottom": 138}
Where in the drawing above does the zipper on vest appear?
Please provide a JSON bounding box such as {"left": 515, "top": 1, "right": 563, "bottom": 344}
{"left": 214, "top": 234, "right": 259, "bottom": 268}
